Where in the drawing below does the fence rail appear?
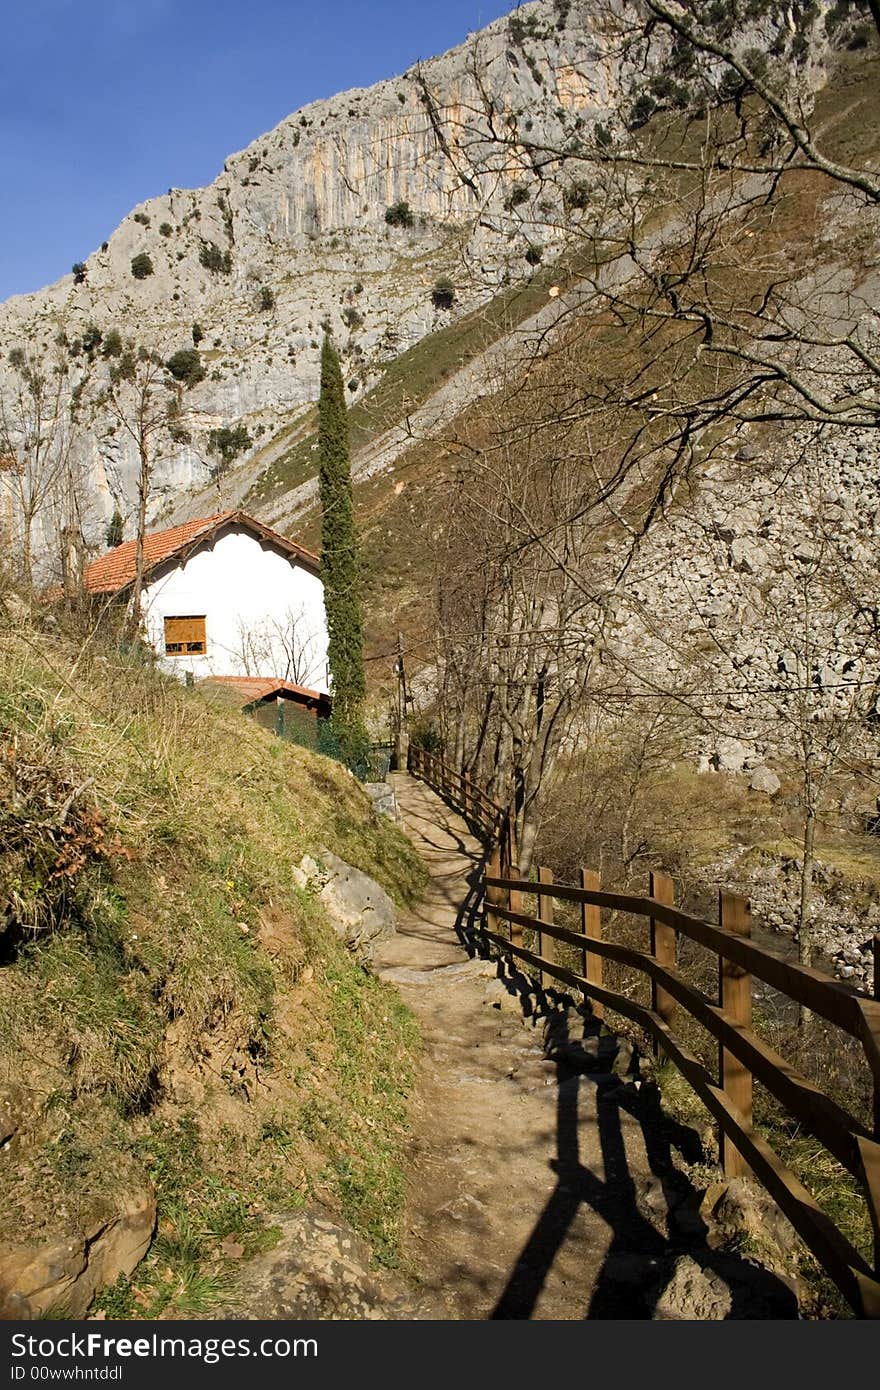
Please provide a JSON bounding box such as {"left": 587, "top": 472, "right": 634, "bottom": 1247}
{"left": 408, "top": 745, "right": 507, "bottom": 839}
{"left": 409, "top": 744, "right": 880, "bottom": 1319}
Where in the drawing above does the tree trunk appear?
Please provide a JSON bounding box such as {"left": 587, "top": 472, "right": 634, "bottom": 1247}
{"left": 128, "top": 437, "right": 149, "bottom": 638}
{"left": 798, "top": 803, "right": 816, "bottom": 1028}
{"left": 517, "top": 805, "right": 539, "bottom": 879}
{"left": 20, "top": 515, "right": 33, "bottom": 591}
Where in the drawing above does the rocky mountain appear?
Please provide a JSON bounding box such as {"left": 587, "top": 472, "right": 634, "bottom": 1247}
{"left": 3, "top": 0, "right": 856, "bottom": 564}
{"left": 0, "top": 0, "right": 641, "bottom": 557}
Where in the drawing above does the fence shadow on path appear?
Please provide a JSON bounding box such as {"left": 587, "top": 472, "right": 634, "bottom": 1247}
{"left": 451, "top": 926, "right": 799, "bottom": 1320}
{"left": 408, "top": 772, "right": 801, "bottom": 1320}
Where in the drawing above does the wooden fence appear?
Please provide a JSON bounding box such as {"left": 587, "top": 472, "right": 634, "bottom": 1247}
{"left": 408, "top": 745, "right": 880, "bottom": 1319}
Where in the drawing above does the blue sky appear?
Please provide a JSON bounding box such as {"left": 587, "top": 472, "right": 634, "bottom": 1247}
{"left": 0, "top": 0, "right": 515, "bottom": 302}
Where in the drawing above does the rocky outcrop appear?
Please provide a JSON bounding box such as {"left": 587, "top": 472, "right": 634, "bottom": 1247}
{"left": 601, "top": 413, "right": 880, "bottom": 987}
{"left": 0, "top": 1, "right": 841, "bottom": 565}
{"left": 294, "top": 850, "right": 396, "bottom": 961}
{"left": 704, "top": 843, "right": 879, "bottom": 991}
{"left": 0, "top": 1, "right": 639, "bottom": 558}
{"left": 0, "top": 1187, "right": 156, "bottom": 1319}
{"left": 219, "top": 1208, "right": 442, "bottom": 1319}
{"left": 363, "top": 781, "right": 400, "bottom": 821}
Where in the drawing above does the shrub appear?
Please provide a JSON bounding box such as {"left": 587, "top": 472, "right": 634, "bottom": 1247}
{"left": 384, "top": 200, "right": 414, "bottom": 229}
{"left": 71, "top": 262, "right": 87, "bottom": 285}
{"left": 524, "top": 243, "right": 543, "bottom": 266}
{"left": 109, "top": 349, "right": 137, "bottom": 384}
{"left": 159, "top": 222, "right": 173, "bottom": 237}
{"left": 102, "top": 329, "right": 123, "bottom": 359}
{"left": 166, "top": 348, "right": 206, "bottom": 387}
{"left": 130, "top": 252, "right": 154, "bottom": 280}
{"left": 431, "top": 276, "right": 455, "bottom": 310}
{"left": 105, "top": 508, "right": 124, "bottom": 549}
{"left": 341, "top": 305, "right": 363, "bottom": 330}
{"left": 133, "top": 212, "right": 150, "bottom": 226}
{"left": 259, "top": 285, "right": 275, "bottom": 312}
{"left": 207, "top": 423, "right": 252, "bottom": 468}
{"left": 719, "top": 68, "right": 745, "bottom": 101}
{"left": 199, "top": 240, "right": 232, "bottom": 274}
{"left": 647, "top": 75, "right": 691, "bottom": 110}
{"left": 629, "top": 94, "right": 657, "bottom": 129}
{"left": 508, "top": 12, "right": 547, "bottom": 45}
{"left": 191, "top": 323, "right": 204, "bottom": 345}
{"left": 81, "top": 324, "right": 102, "bottom": 355}
{"left": 564, "top": 180, "right": 591, "bottom": 213}
{"left": 504, "top": 182, "right": 531, "bottom": 211}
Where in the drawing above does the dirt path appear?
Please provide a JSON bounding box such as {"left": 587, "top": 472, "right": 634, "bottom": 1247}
{"left": 373, "top": 773, "right": 798, "bottom": 1320}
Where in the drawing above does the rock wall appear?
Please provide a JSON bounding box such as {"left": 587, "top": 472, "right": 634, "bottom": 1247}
{"left": 0, "top": 1, "right": 637, "bottom": 563}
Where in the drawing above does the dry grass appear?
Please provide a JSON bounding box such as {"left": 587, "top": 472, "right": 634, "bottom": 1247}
{"left": 0, "top": 598, "right": 426, "bottom": 1315}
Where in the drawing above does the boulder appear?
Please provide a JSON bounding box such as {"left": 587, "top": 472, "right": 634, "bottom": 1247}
{"left": 652, "top": 1255, "right": 732, "bottom": 1319}
{"left": 291, "top": 852, "right": 322, "bottom": 890}
{"left": 363, "top": 782, "right": 399, "bottom": 821}
{"left": 749, "top": 765, "right": 781, "bottom": 795}
{"left": 729, "top": 538, "right": 764, "bottom": 575}
{"left": 219, "top": 1209, "right": 441, "bottom": 1319}
{"left": 701, "top": 1176, "right": 799, "bottom": 1275}
{"left": 711, "top": 739, "right": 750, "bottom": 773}
{"left": 0, "top": 1186, "right": 156, "bottom": 1319}
{"left": 295, "top": 850, "right": 397, "bottom": 961}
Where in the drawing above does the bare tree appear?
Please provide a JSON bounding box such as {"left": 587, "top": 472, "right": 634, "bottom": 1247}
{"left": 100, "top": 347, "right": 184, "bottom": 631}
{"left": 417, "top": 3, "right": 880, "bottom": 556}
{"left": 233, "top": 607, "right": 323, "bottom": 687}
{"left": 406, "top": 4, "right": 880, "bottom": 893}
{"left": 429, "top": 357, "right": 618, "bottom": 872}
{"left": 0, "top": 348, "right": 79, "bottom": 589}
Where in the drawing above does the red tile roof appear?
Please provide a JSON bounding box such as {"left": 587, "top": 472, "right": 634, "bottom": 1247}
{"left": 83, "top": 510, "right": 319, "bottom": 595}
{"left": 201, "top": 676, "right": 330, "bottom": 707}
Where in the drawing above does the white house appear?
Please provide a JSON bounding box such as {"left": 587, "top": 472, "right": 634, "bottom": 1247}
{"left": 83, "top": 510, "right": 330, "bottom": 695}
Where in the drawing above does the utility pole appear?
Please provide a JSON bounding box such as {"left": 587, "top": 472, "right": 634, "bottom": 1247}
{"left": 394, "top": 630, "right": 410, "bottom": 771}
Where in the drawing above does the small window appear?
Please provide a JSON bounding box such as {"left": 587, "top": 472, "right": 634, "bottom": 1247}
{"left": 164, "top": 615, "right": 206, "bottom": 655}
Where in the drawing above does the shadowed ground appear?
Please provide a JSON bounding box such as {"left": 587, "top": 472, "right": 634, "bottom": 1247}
{"left": 374, "top": 773, "right": 798, "bottom": 1321}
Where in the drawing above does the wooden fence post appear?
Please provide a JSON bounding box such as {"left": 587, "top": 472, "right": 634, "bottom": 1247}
{"left": 874, "top": 935, "right": 880, "bottom": 1275}
{"left": 509, "top": 863, "right": 522, "bottom": 950}
{"left": 874, "top": 936, "right": 880, "bottom": 1142}
{"left": 650, "top": 871, "right": 676, "bottom": 1052}
{"left": 485, "top": 840, "right": 501, "bottom": 939}
{"left": 719, "top": 890, "right": 753, "bottom": 1178}
{"left": 580, "top": 868, "right": 603, "bottom": 1021}
{"left": 537, "top": 866, "right": 554, "bottom": 993}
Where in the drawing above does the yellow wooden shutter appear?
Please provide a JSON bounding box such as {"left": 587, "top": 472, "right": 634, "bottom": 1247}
{"left": 164, "top": 616, "right": 206, "bottom": 654}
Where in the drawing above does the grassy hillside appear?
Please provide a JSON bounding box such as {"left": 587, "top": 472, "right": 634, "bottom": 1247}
{"left": 246, "top": 264, "right": 564, "bottom": 511}
{"left": 0, "top": 598, "right": 426, "bottom": 1317}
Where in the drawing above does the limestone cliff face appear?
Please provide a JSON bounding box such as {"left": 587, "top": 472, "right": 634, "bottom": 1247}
{"left": 0, "top": 0, "right": 637, "bottom": 557}
{"left": 0, "top": 0, "right": 839, "bottom": 564}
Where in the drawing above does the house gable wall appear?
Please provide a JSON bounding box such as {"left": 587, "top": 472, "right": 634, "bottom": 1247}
{"left": 141, "top": 526, "right": 329, "bottom": 692}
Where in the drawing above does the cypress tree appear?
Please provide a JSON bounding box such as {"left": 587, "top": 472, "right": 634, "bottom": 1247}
{"left": 105, "top": 507, "right": 124, "bottom": 549}
{"left": 317, "top": 332, "right": 368, "bottom": 771}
